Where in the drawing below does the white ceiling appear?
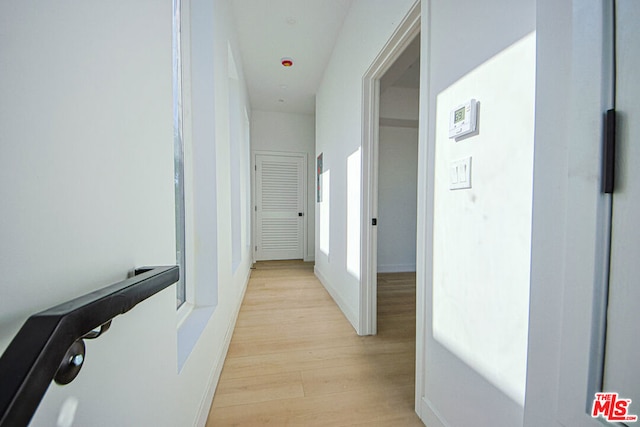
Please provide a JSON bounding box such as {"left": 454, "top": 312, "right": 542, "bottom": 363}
{"left": 231, "top": 0, "right": 353, "bottom": 114}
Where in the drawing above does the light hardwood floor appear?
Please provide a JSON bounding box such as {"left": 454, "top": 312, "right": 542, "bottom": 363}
{"left": 206, "top": 261, "right": 423, "bottom": 426}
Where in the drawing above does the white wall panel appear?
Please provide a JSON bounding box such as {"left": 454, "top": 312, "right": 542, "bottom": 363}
{"left": 377, "top": 126, "right": 418, "bottom": 273}
{"left": 315, "top": 0, "right": 417, "bottom": 331}
{"left": 0, "top": 0, "right": 253, "bottom": 425}
{"left": 377, "top": 86, "right": 419, "bottom": 273}
{"left": 418, "top": 0, "right": 535, "bottom": 426}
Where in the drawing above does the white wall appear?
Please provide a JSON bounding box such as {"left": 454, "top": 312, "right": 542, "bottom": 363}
{"left": 417, "top": 0, "right": 535, "bottom": 426}
{"left": 250, "top": 110, "right": 315, "bottom": 261}
{"left": 178, "top": 0, "right": 254, "bottom": 422}
{"left": 380, "top": 86, "right": 420, "bottom": 121}
{"left": 0, "top": 0, "right": 252, "bottom": 426}
{"left": 315, "top": 0, "right": 417, "bottom": 330}
{"left": 431, "top": 31, "right": 535, "bottom": 410}
{"left": 313, "top": 1, "right": 618, "bottom": 426}
{"left": 378, "top": 87, "right": 419, "bottom": 273}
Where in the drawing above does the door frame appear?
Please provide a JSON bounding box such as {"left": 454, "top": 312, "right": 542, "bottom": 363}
{"left": 252, "top": 150, "right": 308, "bottom": 263}
{"left": 360, "top": 0, "right": 420, "bottom": 335}
{"left": 596, "top": 0, "right": 640, "bottom": 411}
{"left": 523, "top": 2, "right": 619, "bottom": 425}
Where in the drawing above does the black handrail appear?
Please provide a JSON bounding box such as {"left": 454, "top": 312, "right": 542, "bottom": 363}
{"left": 0, "top": 265, "right": 179, "bottom": 427}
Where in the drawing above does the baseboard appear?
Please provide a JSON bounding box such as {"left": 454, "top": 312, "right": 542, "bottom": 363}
{"left": 419, "top": 396, "right": 449, "bottom": 427}
{"left": 377, "top": 263, "right": 416, "bottom": 273}
{"left": 314, "top": 266, "right": 358, "bottom": 331}
{"left": 194, "top": 266, "right": 251, "bottom": 427}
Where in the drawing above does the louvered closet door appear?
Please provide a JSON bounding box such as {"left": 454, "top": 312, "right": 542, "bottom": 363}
{"left": 256, "top": 154, "right": 305, "bottom": 260}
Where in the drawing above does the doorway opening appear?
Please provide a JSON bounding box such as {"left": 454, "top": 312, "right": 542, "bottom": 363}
{"left": 360, "top": 2, "right": 421, "bottom": 417}
{"left": 360, "top": 1, "right": 420, "bottom": 337}
{"left": 376, "top": 39, "right": 420, "bottom": 351}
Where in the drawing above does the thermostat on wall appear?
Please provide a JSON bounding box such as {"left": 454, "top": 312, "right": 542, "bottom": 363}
{"left": 448, "top": 99, "right": 478, "bottom": 139}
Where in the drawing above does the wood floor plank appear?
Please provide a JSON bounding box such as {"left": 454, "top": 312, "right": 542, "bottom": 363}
{"left": 213, "top": 371, "right": 305, "bottom": 408}
{"left": 209, "top": 385, "right": 419, "bottom": 427}
{"left": 207, "top": 261, "right": 423, "bottom": 426}
{"left": 230, "top": 318, "right": 355, "bottom": 343}
{"left": 300, "top": 354, "right": 414, "bottom": 397}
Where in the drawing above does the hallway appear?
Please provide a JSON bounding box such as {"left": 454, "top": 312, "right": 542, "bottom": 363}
{"left": 207, "top": 261, "right": 422, "bottom": 426}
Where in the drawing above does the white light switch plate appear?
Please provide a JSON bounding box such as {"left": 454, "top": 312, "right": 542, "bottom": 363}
{"left": 449, "top": 157, "right": 472, "bottom": 190}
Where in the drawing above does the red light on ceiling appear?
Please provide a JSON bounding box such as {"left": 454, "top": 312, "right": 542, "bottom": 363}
{"left": 281, "top": 57, "right": 294, "bottom": 67}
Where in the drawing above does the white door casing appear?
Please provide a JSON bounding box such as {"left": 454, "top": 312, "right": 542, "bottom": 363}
{"left": 254, "top": 153, "right": 306, "bottom": 261}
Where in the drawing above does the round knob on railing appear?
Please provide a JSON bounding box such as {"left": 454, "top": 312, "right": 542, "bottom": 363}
{"left": 70, "top": 354, "right": 84, "bottom": 367}
{"left": 54, "top": 339, "right": 86, "bottom": 385}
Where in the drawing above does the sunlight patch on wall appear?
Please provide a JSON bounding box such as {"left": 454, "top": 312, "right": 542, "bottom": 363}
{"left": 319, "top": 170, "right": 331, "bottom": 256}
{"left": 229, "top": 43, "right": 242, "bottom": 273}
{"left": 432, "top": 32, "right": 536, "bottom": 407}
{"left": 242, "top": 108, "right": 251, "bottom": 250}
{"left": 346, "top": 148, "right": 361, "bottom": 278}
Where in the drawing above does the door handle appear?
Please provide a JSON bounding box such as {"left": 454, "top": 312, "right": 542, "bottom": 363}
{"left": 603, "top": 109, "right": 616, "bottom": 194}
{"left": 298, "top": 212, "right": 303, "bottom": 217}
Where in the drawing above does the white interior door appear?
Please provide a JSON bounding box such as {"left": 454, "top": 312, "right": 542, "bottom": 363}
{"left": 602, "top": 0, "right": 640, "bottom": 409}
{"left": 255, "top": 153, "right": 305, "bottom": 261}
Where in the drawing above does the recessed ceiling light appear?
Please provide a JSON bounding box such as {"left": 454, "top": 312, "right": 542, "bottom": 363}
{"left": 279, "top": 84, "right": 288, "bottom": 89}
{"left": 286, "top": 17, "right": 297, "bottom": 25}
{"left": 281, "top": 57, "right": 294, "bottom": 67}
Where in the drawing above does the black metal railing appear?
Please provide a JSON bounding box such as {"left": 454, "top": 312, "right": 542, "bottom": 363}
{"left": 0, "top": 265, "right": 179, "bottom": 427}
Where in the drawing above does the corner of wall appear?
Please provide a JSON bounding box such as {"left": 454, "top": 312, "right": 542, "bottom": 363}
{"left": 314, "top": 266, "right": 358, "bottom": 332}
{"left": 194, "top": 266, "right": 251, "bottom": 427}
